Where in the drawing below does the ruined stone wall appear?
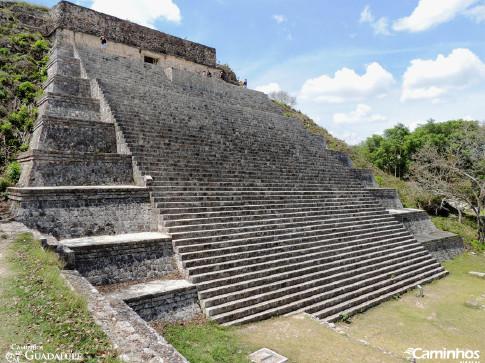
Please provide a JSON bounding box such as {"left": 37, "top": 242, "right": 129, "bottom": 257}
{"left": 49, "top": 1, "right": 216, "bottom": 67}
{"left": 0, "top": 1, "right": 50, "bottom": 33}
{"left": 55, "top": 29, "right": 220, "bottom": 76}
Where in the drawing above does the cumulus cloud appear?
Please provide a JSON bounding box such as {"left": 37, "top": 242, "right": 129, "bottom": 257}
{"left": 393, "top": 0, "right": 478, "bottom": 32}
{"left": 401, "top": 48, "right": 485, "bottom": 102}
{"left": 333, "top": 104, "right": 387, "bottom": 125}
{"left": 359, "top": 5, "right": 390, "bottom": 35}
{"left": 272, "top": 15, "right": 287, "bottom": 23}
{"left": 299, "top": 62, "right": 395, "bottom": 103}
{"left": 255, "top": 82, "right": 281, "bottom": 94}
{"left": 91, "top": 0, "right": 182, "bottom": 28}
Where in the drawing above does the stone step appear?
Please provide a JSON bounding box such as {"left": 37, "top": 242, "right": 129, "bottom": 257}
{"left": 215, "top": 263, "right": 444, "bottom": 325}
{"left": 180, "top": 227, "right": 411, "bottom": 262}
{"left": 167, "top": 209, "right": 390, "bottom": 234}
{"left": 153, "top": 190, "right": 374, "bottom": 204}
{"left": 206, "top": 255, "right": 435, "bottom": 319}
{"left": 159, "top": 198, "right": 383, "bottom": 217}
{"left": 175, "top": 217, "right": 399, "bottom": 257}
{"left": 173, "top": 215, "right": 397, "bottom": 243}
{"left": 198, "top": 247, "right": 429, "bottom": 301}
{"left": 316, "top": 269, "right": 448, "bottom": 322}
{"left": 176, "top": 215, "right": 400, "bottom": 248}
{"left": 160, "top": 204, "right": 386, "bottom": 224}
{"left": 187, "top": 231, "right": 416, "bottom": 278}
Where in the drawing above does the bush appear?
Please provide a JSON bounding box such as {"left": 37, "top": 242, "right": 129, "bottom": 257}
{"left": 1, "top": 121, "right": 12, "bottom": 134}
{"left": 0, "top": 177, "right": 10, "bottom": 192}
{"left": 8, "top": 104, "right": 29, "bottom": 127}
{"left": 6, "top": 161, "right": 21, "bottom": 183}
{"left": 16, "top": 81, "right": 35, "bottom": 102}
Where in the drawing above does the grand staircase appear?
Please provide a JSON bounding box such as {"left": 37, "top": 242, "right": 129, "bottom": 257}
{"left": 13, "top": 42, "right": 448, "bottom": 326}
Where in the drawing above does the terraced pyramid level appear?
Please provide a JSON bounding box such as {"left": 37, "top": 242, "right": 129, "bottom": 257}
{"left": 60, "top": 44, "right": 448, "bottom": 325}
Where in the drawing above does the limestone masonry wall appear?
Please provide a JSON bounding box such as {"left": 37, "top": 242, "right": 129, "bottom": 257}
{"left": 8, "top": 187, "right": 156, "bottom": 238}
{"left": 49, "top": 1, "right": 216, "bottom": 67}
{"left": 60, "top": 239, "right": 175, "bottom": 286}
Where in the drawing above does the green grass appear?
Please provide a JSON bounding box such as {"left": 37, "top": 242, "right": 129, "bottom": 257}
{"left": 155, "top": 319, "right": 257, "bottom": 363}
{"left": 0, "top": 233, "right": 119, "bottom": 362}
{"left": 337, "top": 253, "right": 485, "bottom": 362}
{"left": 430, "top": 215, "right": 483, "bottom": 251}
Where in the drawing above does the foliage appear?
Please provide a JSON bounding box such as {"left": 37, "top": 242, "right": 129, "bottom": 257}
{"left": 0, "top": 5, "right": 49, "bottom": 178}
{"left": 0, "top": 233, "right": 119, "bottom": 361}
{"left": 359, "top": 123, "right": 417, "bottom": 178}
{"left": 6, "top": 160, "right": 20, "bottom": 182}
{"left": 268, "top": 90, "right": 296, "bottom": 107}
{"left": 410, "top": 123, "right": 485, "bottom": 245}
{"left": 360, "top": 119, "right": 480, "bottom": 180}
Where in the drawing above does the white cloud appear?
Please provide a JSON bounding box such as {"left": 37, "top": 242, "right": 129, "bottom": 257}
{"left": 464, "top": 5, "right": 485, "bottom": 22}
{"left": 372, "top": 17, "right": 390, "bottom": 35}
{"left": 401, "top": 48, "right": 485, "bottom": 102}
{"left": 359, "top": 6, "right": 390, "bottom": 35}
{"left": 393, "top": 0, "right": 478, "bottom": 32}
{"left": 91, "top": 0, "right": 182, "bottom": 28}
{"left": 255, "top": 82, "right": 281, "bottom": 94}
{"left": 333, "top": 104, "right": 387, "bottom": 125}
{"left": 328, "top": 130, "right": 362, "bottom": 145}
{"left": 272, "top": 15, "right": 287, "bottom": 24}
{"left": 359, "top": 5, "right": 374, "bottom": 23}
{"left": 299, "top": 62, "right": 395, "bottom": 103}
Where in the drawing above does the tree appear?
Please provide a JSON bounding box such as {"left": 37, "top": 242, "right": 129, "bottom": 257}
{"left": 409, "top": 123, "right": 485, "bottom": 245}
{"left": 269, "top": 90, "right": 297, "bottom": 107}
{"left": 360, "top": 123, "right": 416, "bottom": 178}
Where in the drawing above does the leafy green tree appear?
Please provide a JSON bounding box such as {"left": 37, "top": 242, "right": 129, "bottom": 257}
{"left": 410, "top": 123, "right": 485, "bottom": 245}
{"left": 361, "top": 123, "right": 416, "bottom": 178}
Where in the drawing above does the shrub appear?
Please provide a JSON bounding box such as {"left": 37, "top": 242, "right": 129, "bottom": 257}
{"left": 16, "top": 81, "right": 35, "bottom": 102}
{"left": 1, "top": 121, "right": 12, "bottom": 134}
{"left": 0, "top": 176, "right": 10, "bottom": 192}
{"left": 6, "top": 161, "right": 21, "bottom": 183}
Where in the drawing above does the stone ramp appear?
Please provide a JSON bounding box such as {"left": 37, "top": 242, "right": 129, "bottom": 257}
{"left": 74, "top": 45, "right": 449, "bottom": 325}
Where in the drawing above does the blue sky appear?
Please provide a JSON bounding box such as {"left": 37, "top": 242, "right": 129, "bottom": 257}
{"left": 31, "top": 0, "right": 485, "bottom": 144}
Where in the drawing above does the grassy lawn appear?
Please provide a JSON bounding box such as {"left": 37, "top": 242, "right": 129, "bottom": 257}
{"left": 336, "top": 252, "right": 485, "bottom": 362}
{"left": 0, "top": 232, "right": 119, "bottom": 362}
{"left": 153, "top": 318, "right": 258, "bottom": 363}
{"left": 157, "top": 253, "right": 484, "bottom": 363}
